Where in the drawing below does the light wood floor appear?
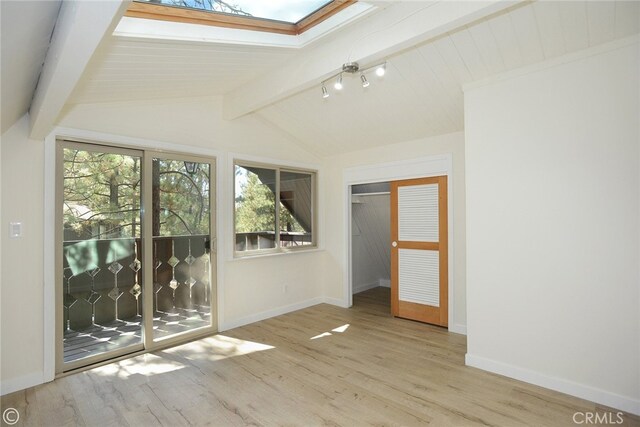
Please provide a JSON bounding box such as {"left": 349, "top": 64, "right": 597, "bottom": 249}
{"left": 2, "top": 287, "right": 638, "bottom": 426}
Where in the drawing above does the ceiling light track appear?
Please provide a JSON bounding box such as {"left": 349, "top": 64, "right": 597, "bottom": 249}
{"left": 320, "top": 61, "right": 387, "bottom": 99}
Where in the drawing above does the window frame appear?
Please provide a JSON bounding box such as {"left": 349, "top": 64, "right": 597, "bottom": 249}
{"left": 233, "top": 160, "right": 317, "bottom": 257}
{"left": 125, "top": 0, "right": 357, "bottom": 35}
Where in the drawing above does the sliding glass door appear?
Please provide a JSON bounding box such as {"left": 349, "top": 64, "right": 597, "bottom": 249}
{"left": 147, "top": 155, "right": 215, "bottom": 342}
{"left": 57, "top": 141, "right": 216, "bottom": 373}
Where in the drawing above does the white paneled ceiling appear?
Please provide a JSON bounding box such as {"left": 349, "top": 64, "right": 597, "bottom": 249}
{"left": 69, "top": 37, "right": 297, "bottom": 104}
{"left": 0, "top": 0, "right": 61, "bottom": 134}
{"left": 258, "top": 1, "right": 640, "bottom": 156}
{"left": 54, "top": 1, "right": 640, "bottom": 156}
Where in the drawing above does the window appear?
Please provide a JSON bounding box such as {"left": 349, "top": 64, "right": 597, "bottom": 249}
{"left": 126, "top": 0, "right": 356, "bottom": 35}
{"left": 234, "top": 162, "right": 315, "bottom": 254}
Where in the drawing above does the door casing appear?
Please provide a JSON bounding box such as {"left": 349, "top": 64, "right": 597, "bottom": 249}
{"left": 342, "top": 154, "right": 456, "bottom": 331}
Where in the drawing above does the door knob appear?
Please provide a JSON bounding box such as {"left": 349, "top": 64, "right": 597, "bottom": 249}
{"left": 392, "top": 241, "right": 398, "bottom": 247}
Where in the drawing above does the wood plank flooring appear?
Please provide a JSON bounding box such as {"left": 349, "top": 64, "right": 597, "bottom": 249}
{"left": 2, "top": 287, "right": 638, "bottom": 426}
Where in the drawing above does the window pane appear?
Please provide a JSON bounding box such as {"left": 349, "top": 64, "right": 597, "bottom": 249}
{"left": 152, "top": 158, "right": 212, "bottom": 341}
{"left": 62, "top": 147, "right": 143, "bottom": 363}
{"left": 279, "top": 170, "right": 313, "bottom": 247}
{"left": 153, "top": 159, "right": 210, "bottom": 237}
{"left": 64, "top": 149, "right": 142, "bottom": 240}
{"left": 235, "top": 165, "right": 276, "bottom": 251}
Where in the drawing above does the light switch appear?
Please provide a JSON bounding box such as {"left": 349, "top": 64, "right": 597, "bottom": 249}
{"left": 9, "top": 222, "right": 22, "bottom": 238}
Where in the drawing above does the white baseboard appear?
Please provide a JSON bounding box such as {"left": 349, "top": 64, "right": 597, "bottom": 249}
{"left": 379, "top": 278, "right": 390, "bottom": 288}
{"left": 1, "top": 371, "right": 44, "bottom": 396}
{"left": 322, "top": 297, "right": 349, "bottom": 308}
{"left": 219, "top": 297, "right": 325, "bottom": 331}
{"left": 353, "top": 282, "right": 380, "bottom": 294}
{"left": 449, "top": 323, "right": 467, "bottom": 335}
{"left": 465, "top": 353, "right": 640, "bottom": 416}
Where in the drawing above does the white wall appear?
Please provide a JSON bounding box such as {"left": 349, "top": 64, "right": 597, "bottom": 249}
{"left": 58, "top": 96, "right": 327, "bottom": 328}
{"left": 351, "top": 194, "right": 391, "bottom": 293}
{"left": 1, "top": 115, "right": 46, "bottom": 390}
{"left": 58, "top": 96, "right": 314, "bottom": 160}
{"left": 464, "top": 41, "right": 639, "bottom": 414}
{"left": 1, "top": 96, "right": 326, "bottom": 393}
{"left": 322, "top": 131, "right": 467, "bottom": 330}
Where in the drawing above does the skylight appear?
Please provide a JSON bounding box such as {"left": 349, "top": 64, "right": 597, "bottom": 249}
{"left": 127, "top": 0, "right": 354, "bottom": 35}
{"left": 137, "top": 0, "right": 333, "bottom": 24}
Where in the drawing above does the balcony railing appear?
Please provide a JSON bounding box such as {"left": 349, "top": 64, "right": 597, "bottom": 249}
{"left": 62, "top": 235, "right": 211, "bottom": 362}
{"left": 235, "top": 231, "right": 312, "bottom": 251}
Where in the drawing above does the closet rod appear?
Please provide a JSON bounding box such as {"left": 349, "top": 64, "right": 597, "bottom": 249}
{"left": 352, "top": 191, "right": 390, "bottom": 196}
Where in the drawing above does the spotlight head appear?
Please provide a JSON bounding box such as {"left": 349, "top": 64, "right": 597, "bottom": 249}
{"left": 360, "top": 74, "right": 370, "bottom": 88}
{"left": 322, "top": 85, "right": 329, "bottom": 98}
{"left": 334, "top": 74, "right": 343, "bottom": 90}
{"left": 375, "top": 63, "right": 386, "bottom": 77}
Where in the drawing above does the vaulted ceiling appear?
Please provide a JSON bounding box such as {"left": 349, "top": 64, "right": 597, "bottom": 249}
{"left": 0, "top": 0, "right": 61, "bottom": 134}
{"left": 1, "top": 0, "right": 638, "bottom": 153}
{"left": 69, "top": 39, "right": 297, "bottom": 104}
{"left": 257, "top": 1, "right": 640, "bottom": 156}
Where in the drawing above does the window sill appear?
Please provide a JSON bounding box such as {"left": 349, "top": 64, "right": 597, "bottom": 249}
{"left": 228, "top": 246, "right": 323, "bottom": 262}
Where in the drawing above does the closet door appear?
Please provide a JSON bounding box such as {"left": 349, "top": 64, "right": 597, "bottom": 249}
{"left": 390, "top": 176, "right": 448, "bottom": 326}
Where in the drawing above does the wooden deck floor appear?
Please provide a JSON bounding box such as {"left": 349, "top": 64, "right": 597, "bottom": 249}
{"left": 3, "top": 287, "right": 638, "bottom": 426}
{"left": 64, "top": 307, "right": 210, "bottom": 363}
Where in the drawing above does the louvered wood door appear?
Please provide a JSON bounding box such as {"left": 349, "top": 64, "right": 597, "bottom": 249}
{"left": 391, "top": 176, "right": 448, "bottom": 326}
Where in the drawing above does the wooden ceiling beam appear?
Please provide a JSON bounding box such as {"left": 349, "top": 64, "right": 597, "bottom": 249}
{"left": 29, "top": 0, "right": 131, "bottom": 139}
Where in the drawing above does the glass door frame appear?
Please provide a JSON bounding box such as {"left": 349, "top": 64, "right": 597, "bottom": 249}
{"left": 55, "top": 140, "right": 217, "bottom": 374}
{"left": 142, "top": 151, "right": 217, "bottom": 351}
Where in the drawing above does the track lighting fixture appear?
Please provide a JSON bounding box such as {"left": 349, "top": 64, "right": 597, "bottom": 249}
{"left": 320, "top": 61, "right": 386, "bottom": 98}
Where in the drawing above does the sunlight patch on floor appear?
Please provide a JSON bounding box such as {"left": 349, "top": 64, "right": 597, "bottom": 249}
{"left": 310, "top": 332, "right": 332, "bottom": 340}
{"left": 90, "top": 335, "right": 275, "bottom": 378}
{"left": 92, "top": 353, "right": 186, "bottom": 378}
{"left": 163, "top": 334, "right": 275, "bottom": 362}
{"left": 332, "top": 324, "right": 350, "bottom": 333}
{"left": 311, "top": 324, "right": 350, "bottom": 339}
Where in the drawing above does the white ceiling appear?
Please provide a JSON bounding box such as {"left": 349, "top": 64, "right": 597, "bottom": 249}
{"left": 257, "top": 0, "right": 640, "bottom": 156}
{"left": 0, "top": 0, "right": 61, "bottom": 134}
{"left": 2, "top": 0, "right": 638, "bottom": 153}
{"left": 69, "top": 37, "right": 297, "bottom": 104}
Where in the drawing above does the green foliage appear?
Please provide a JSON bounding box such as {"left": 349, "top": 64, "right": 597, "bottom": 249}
{"left": 63, "top": 149, "right": 210, "bottom": 240}
{"left": 235, "top": 171, "right": 302, "bottom": 233}
{"left": 156, "top": 160, "right": 210, "bottom": 236}
{"left": 63, "top": 149, "right": 141, "bottom": 240}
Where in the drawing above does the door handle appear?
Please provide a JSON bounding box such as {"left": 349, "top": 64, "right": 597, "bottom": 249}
{"left": 204, "top": 237, "right": 217, "bottom": 253}
{"left": 392, "top": 241, "right": 398, "bottom": 247}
